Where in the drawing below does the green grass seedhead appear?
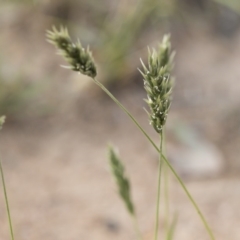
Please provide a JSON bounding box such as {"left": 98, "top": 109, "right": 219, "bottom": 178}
{"left": 108, "top": 145, "right": 135, "bottom": 215}
{"left": 46, "top": 26, "right": 97, "bottom": 78}
{"left": 139, "top": 34, "right": 175, "bottom": 133}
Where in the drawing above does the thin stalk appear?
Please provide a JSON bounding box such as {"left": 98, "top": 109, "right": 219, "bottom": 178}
{"left": 92, "top": 78, "right": 215, "bottom": 240}
{"left": 163, "top": 129, "right": 169, "bottom": 239}
{"left": 0, "top": 159, "right": 15, "bottom": 240}
{"left": 163, "top": 158, "right": 215, "bottom": 240}
{"left": 92, "top": 78, "right": 157, "bottom": 151}
{"left": 131, "top": 213, "right": 143, "bottom": 240}
{"left": 164, "top": 163, "right": 169, "bottom": 239}
{"left": 154, "top": 131, "right": 163, "bottom": 240}
{"left": 166, "top": 213, "right": 178, "bottom": 240}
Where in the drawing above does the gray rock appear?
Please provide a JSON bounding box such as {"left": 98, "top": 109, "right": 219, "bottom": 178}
{"left": 168, "top": 125, "right": 224, "bottom": 179}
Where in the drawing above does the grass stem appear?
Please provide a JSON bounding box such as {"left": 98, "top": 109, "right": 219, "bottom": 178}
{"left": 163, "top": 129, "right": 170, "bottom": 239}
{"left": 163, "top": 163, "right": 169, "bottom": 239}
{"left": 0, "top": 159, "right": 15, "bottom": 240}
{"left": 154, "top": 131, "right": 163, "bottom": 240}
{"left": 92, "top": 77, "right": 215, "bottom": 240}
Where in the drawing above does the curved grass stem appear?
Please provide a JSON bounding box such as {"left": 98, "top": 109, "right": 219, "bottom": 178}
{"left": 163, "top": 129, "right": 170, "bottom": 239}
{"left": 92, "top": 77, "right": 215, "bottom": 240}
{"left": 0, "top": 159, "right": 15, "bottom": 240}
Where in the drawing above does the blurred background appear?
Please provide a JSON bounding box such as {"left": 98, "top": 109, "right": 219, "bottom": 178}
{"left": 0, "top": 0, "right": 240, "bottom": 239}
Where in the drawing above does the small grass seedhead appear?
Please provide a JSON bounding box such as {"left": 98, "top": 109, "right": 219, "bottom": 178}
{"left": 108, "top": 145, "right": 135, "bottom": 215}
{"left": 139, "top": 34, "right": 175, "bottom": 133}
{"left": 46, "top": 26, "right": 97, "bottom": 78}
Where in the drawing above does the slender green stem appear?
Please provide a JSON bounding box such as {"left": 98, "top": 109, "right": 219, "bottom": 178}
{"left": 0, "top": 159, "right": 15, "bottom": 240}
{"left": 163, "top": 129, "right": 169, "bottom": 239}
{"left": 164, "top": 163, "right": 169, "bottom": 240}
{"left": 92, "top": 78, "right": 215, "bottom": 240}
{"left": 163, "top": 158, "right": 215, "bottom": 240}
{"left": 132, "top": 213, "right": 143, "bottom": 240}
{"left": 154, "top": 131, "right": 163, "bottom": 240}
{"left": 166, "top": 213, "right": 178, "bottom": 240}
{"left": 92, "top": 78, "right": 157, "bottom": 151}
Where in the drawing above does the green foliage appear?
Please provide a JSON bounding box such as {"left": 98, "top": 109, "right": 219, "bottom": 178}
{"left": 0, "top": 77, "right": 51, "bottom": 121}
{"left": 108, "top": 145, "right": 135, "bottom": 215}
{"left": 46, "top": 26, "right": 97, "bottom": 78}
{"left": 0, "top": 116, "right": 5, "bottom": 130}
{"left": 139, "top": 35, "right": 174, "bottom": 133}
{"left": 0, "top": 79, "right": 27, "bottom": 118}
{"left": 100, "top": 0, "right": 164, "bottom": 84}
{"left": 213, "top": 0, "right": 240, "bottom": 13}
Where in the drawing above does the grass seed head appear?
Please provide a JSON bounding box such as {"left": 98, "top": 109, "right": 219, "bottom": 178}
{"left": 140, "top": 34, "right": 175, "bottom": 133}
{"left": 108, "top": 145, "right": 135, "bottom": 215}
{"left": 46, "top": 26, "right": 97, "bottom": 78}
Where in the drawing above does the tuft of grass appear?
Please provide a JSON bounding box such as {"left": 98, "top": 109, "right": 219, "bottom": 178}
{"left": 47, "top": 26, "right": 215, "bottom": 240}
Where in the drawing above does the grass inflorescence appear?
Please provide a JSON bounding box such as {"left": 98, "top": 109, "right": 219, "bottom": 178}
{"left": 108, "top": 145, "right": 135, "bottom": 215}
{"left": 46, "top": 26, "right": 97, "bottom": 78}
{"left": 139, "top": 35, "right": 174, "bottom": 133}
{"left": 108, "top": 146, "right": 142, "bottom": 240}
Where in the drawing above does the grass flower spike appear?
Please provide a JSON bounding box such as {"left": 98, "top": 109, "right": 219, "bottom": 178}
{"left": 108, "top": 146, "right": 135, "bottom": 215}
{"left": 108, "top": 146, "right": 142, "bottom": 240}
{"left": 46, "top": 26, "right": 97, "bottom": 78}
{"left": 140, "top": 35, "right": 174, "bottom": 133}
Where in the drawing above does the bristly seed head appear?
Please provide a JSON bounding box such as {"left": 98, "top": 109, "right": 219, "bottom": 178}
{"left": 108, "top": 145, "right": 135, "bottom": 215}
{"left": 139, "top": 34, "right": 175, "bottom": 133}
{"left": 46, "top": 26, "right": 97, "bottom": 78}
